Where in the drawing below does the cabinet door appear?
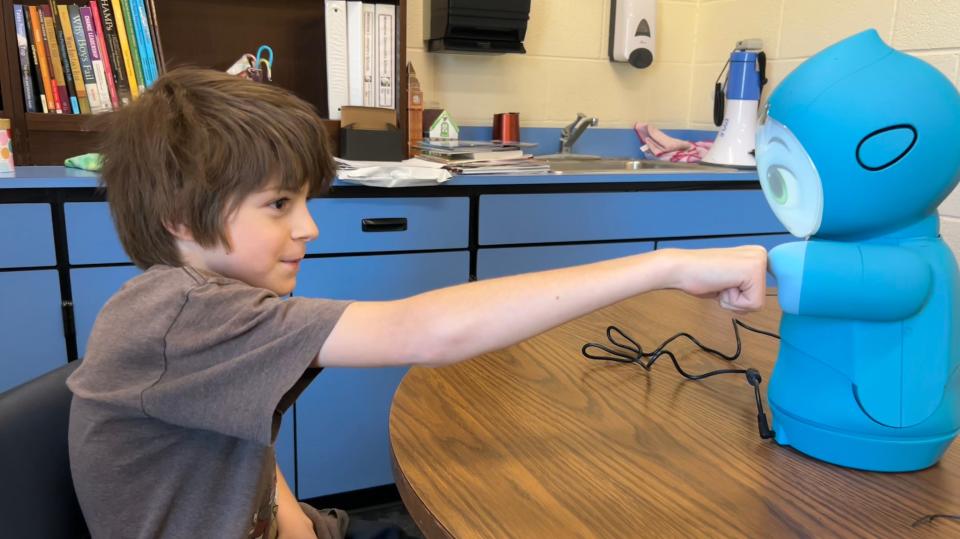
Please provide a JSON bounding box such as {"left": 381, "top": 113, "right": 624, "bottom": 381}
{"left": 478, "top": 241, "right": 654, "bottom": 279}
{"left": 0, "top": 203, "right": 56, "bottom": 268}
{"left": 70, "top": 266, "right": 141, "bottom": 357}
{"left": 64, "top": 202, "right": 129, "bottom": 264}
{"left": 293, "top": 251, "right": 469, "bottom": 498}
{"left": 0, "top": 270, "right": 66, "bottom": 392}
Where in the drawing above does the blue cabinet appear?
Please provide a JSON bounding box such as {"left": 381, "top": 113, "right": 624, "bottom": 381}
{"left": 0, "top": 204, "right": 56, "bottom": 268}
{"left": 64, "top": 202, "right": 129, "bottom": 264}
{"left": 0, "top": 270, "right": 66, "bottom": 392}
{"left": 293, "top": 251, "right": 469, "bottom": 498}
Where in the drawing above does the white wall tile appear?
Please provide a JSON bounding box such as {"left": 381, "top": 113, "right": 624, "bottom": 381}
{"left": 941, "top": 217, "right": 960, "bottom": 258}
{"left": 779, "top": 1, "right": 895, "bottom": 58}
{"left": 941, "top": 186, "right": 960, "bottom": 218}
{"left": 407, "top": 0, "right": 425, "bottom": 48}
{"left": 893, "top": 0, "right": 960, "bottom": 50}
{"left": 695, "top": 0, "right": 783, "bottom": 63}
{"left": 525, "top": 0, "right": 606, "bottom": 59}
{"left": 910, "top": 52, "right": 960, "bottom": 85}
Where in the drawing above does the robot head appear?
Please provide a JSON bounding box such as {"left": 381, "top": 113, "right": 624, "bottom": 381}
{"left": 756, "top": 30, "right": 960, "bottom": 239}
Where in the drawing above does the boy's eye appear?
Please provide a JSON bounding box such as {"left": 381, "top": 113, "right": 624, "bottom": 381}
{"left": 269, "top": 198, "right": 290, "bottom": 210}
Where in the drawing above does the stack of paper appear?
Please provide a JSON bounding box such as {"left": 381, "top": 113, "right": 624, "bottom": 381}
{"left": 412, "top": 139, "right": 547, "bottom": 174}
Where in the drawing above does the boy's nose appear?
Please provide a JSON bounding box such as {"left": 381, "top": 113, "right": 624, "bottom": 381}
{"left": 293, "top": 205, "right": 319, "bottom": 242}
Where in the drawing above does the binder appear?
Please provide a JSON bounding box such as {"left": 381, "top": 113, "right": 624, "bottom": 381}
{"left": 324, "top": 0, "right": 348, "bottom": 120}
{"left": 346, "top": 0, "right": 363, "bottom": 106}
{"left": 361, "top": 1, "right": 375, "bottom": 106}
{"left": 374, "top": 1, "right": 395, "bottom": 109}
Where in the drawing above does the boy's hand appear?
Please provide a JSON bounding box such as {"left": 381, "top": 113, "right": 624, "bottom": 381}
{"left": 665, "top": 246, "right": 768, "bottom": 313}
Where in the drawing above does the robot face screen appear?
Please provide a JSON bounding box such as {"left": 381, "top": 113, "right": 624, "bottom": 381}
{"left": 756, "top": 115, "right": 824, "bottom": 238}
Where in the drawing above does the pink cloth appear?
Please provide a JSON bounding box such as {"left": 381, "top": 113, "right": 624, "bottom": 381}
{"left": 634, "top": 123, "right": 713, "bottom": 163}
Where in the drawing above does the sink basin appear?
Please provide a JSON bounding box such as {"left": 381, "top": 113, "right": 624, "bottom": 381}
{"left": 536, "top": 157, "right": 733, "bottom": 174}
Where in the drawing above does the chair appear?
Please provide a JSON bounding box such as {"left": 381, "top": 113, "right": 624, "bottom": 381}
{"left": 0, "top": 361, "right": 90, "bottom": 538}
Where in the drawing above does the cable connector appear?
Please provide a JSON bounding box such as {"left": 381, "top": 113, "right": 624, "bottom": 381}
{"left": 745, "top": 368, "right": 762, "bottom": 386}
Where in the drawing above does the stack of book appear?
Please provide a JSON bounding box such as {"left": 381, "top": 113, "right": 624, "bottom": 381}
{"left": 12, "top": 1, "right": 161, "bottom": 115}
{"left": 413, "top": 140, "right": 549, "bottom": 175}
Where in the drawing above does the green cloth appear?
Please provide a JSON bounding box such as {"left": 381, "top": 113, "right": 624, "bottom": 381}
{"left": 64, "top": 153, "right": 102, "bottom": 171}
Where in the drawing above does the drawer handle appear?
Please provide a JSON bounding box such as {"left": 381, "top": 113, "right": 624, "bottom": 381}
{"left": 361, "top": 217, "right": 407, "bottom": 232}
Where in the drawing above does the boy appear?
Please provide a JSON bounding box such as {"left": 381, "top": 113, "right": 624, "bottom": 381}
{"left": 67, "top": 68, "right": 767, "bottom": 539}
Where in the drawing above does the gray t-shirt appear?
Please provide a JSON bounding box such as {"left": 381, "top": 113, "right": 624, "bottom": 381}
{"left": 67, "top": 265, "right": 350, "bottom": 539}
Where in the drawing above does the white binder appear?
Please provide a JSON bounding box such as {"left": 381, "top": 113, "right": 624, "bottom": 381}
{"left": 361, "top": 1, "right": 376, "bottom": 106}
{"left": 324, "top": 0, "right": 349, "bottom": 119}
{"left": 346, "top": 0, "right": 364, "bottom": 106}
{"left": 375, "top": 2, "right": 395, "bottom": 109}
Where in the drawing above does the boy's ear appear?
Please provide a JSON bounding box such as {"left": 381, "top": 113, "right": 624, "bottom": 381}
{"left": 163, "top": 221, "right": 195, "bottom": 242}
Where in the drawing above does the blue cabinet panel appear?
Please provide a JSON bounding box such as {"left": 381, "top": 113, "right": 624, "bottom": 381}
{"left": 293, "top": 251, "right": 469, "bottom": 498}
{"left": 477, "top": 241, "right": 655, "bottom": 280}
{"left": 479, "top": 191, "right": 784, "bottom": 245}
{"left": 0, "top": 204, "right": 56, "bottom": 268}
{"left": 71, "top": 266, "right": 141, "bottom": 357}
{"left": 658, "top": 233, "right": 794, "bottom": 286}
{"left": 0, "top": 270, "right": 66, "bottom": 392}
{"left": 65, "top": 202, "right": 129, "bottom": 265}
{"left": 306, "top": 198, "right": 469, "bottom": 254}
{"left": 276, "top": 409, "right": 295, "bottom": 489}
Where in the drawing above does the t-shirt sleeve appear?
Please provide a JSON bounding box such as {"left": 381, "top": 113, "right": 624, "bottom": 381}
{"left": 141, "top": 281, "right": 350, "bottom": 445}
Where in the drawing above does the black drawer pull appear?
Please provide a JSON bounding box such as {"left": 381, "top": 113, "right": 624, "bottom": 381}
{"left": 361, "top": 217, "right": 407, "bottom": 232}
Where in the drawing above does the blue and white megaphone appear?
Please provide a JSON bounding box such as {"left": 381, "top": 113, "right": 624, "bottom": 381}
{"left": 701, "top": 39, "right": 767, "bottom": 169}
{"left": 758, "top": 29, "right": 960, "bottom": 472}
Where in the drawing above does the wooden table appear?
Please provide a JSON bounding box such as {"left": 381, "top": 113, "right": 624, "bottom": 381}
{"left": 389, "top": 291, "right": 960, "bottom": 538}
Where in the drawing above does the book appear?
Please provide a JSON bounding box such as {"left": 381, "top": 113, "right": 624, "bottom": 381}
{"left": 346, "top": 0, "right": 363, "bottom": 106}
{"left": 23, "top": 7, "right": 49, "bottom": 112}
{"left": 374, "top": 1, "right": 395, "bottom": 109}
{"left": 324, "top": 0, "right": 349, "bottom": 119}
{"left": 90, "top": 1, "right": 122, "bottom": 108}
{"left": 36, "top": 6, "right": 64, "bottom": 113}
{"left": 110, "top": 0, "right": 140, "bottom": 98}
{"left": 45, "top": 3, "right": 80, "bottom": 114}
{"left": 361, "top": 1, "right": 375, "bottom": 106}
{"left": 140, "top": 0, "right": 162, "bottom": 81}
{"left": 118, "top": 0, "right": 144, "bottom": 93}
{"left": 130, "top": 0, "right": 157, "bottom": 85}
{"left": 13, "top": 4, "right": 38, "bottom": 113}
{"left": 69, "top": 4, "right": 104, "bottom": 113}
{"left": 417, "top": 149, "right": 526, "bottom": 163}
{"left": 57, "top": 4, "right": 91, "bottom": 114}
{"left": 96, "top": 0, "right": 133, "bottom": 105}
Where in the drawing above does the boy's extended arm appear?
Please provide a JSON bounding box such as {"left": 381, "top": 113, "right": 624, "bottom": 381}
{"left": 316, "top": 247, "right": 767, "bottom": 368}
{"left": 275, "top": 464, "right": 316, "bottom": 539}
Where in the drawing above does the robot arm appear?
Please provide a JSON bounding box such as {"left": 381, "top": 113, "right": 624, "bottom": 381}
{"left": 769, "top": 240, "right": 932, "bottom": 321}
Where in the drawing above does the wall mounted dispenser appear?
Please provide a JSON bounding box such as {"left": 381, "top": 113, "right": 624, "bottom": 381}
{"left": 424, "top": 0, "right": 531, "bottom": 54}
{"left": 608, "top": 0, "right": 656, "bottom": 68}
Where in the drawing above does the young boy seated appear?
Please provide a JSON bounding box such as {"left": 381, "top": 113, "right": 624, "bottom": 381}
{"left": 66, "top": 68, "right": 767, "bottom": 539}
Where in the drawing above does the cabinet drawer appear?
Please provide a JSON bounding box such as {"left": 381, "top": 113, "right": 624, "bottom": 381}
{"left": 0, "top": 270, "right": 66, "bottom": 392}
{"left": 65, "top": 202, "right": 129, "bottom": 265}
{"left": 0, "top": 204, "right": 56, "bottom": 268}
{"left": 478, "top": 241, "right": 654, "bottom": 280}
{"left": 307, "top": 197, "right": 468, "bottom": 254}
{"left": 479, "top": 190, "right": 783, "bottom": 246}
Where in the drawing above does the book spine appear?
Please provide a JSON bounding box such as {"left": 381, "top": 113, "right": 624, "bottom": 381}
{"left": 131, "top": 0, "right": 156, "bottom": 85}
{"left": 79, "top": 6, "right": 110, "bottom": 112}
{"left": 24, "top": 7, "right": 49, "bottom": 112}
{"left": 58, "top": 4, "right": 90, "bottom": 114}
{"left": 96, "top": 0, "right": 132, "bottom": 105}
{"left": 374, "top": 1, "right": 395, "bottom": 109}
{"left": 27, "top": 7, "right": 52, "bottom": 113}
{"left": 69, "top": 4, "right": 103, "bottom": 113}
{"left": 361, "top": 2, "right": 375, "bottom": 107}
{"left": 118, "top": 0, "right": 144, "bottom": 91}
{"left": 142, "top": 0, "right": 162, "bottom": 78}
{"left": 110, "top": 0, "right": 140, "bottom": 98}
{"left": 45, "top": 3, "right": 80, "bottom": 114}
{"left": 13, "top": 5, "right": 38, "bottom": 113}
{"left": 37, "top": 6, "right": 64, "bottom": 113}
{"left": 90, "top": 1, "right": 121, "bottom": 109}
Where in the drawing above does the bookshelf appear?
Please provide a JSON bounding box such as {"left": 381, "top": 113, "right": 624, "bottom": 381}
{"left": 0, "top": 0, "right": 407, "bottom": 164}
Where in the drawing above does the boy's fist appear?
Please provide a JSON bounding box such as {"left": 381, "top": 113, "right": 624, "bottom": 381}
{"left": 666, "top": 246, "right": 768, "bottom": 312}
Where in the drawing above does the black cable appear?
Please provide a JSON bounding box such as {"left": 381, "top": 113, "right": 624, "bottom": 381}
{"left": 581, "top": 319, "right": 780, "bottom": 439}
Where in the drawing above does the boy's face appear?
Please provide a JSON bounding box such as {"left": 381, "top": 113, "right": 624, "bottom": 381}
{"left": 183, "top": 182, "right": 318, "bottom": 295}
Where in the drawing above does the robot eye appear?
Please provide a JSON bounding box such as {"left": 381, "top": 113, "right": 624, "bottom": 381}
{"left": 767, "top": 166, "right": 792, "bottom": 205}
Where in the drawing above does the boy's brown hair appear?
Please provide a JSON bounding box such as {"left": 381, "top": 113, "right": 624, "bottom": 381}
{"left": 98, "top": 67, "right": 336, "bottom": 269}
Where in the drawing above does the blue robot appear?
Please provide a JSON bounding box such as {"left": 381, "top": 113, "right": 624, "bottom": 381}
{"left": 757, "top": 29, "right": 960, "bottom": 471}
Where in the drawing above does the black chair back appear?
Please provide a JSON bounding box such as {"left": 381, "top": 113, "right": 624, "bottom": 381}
{"left": 0, "top": 361, "right": 90, "bottom": 538}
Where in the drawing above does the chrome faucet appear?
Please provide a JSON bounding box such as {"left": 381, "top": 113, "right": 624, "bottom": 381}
{"left": 559, "top": 113, "right": 599, "bottom": 154}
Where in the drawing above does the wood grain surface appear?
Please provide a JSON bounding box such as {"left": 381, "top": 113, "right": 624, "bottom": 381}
{"left": 389, "top": 290, "right": 960, "bottom": 538}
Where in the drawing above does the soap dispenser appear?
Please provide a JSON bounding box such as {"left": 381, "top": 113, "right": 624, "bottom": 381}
{"left": 609, "top": 0, "right": 656, "bottom": 68}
